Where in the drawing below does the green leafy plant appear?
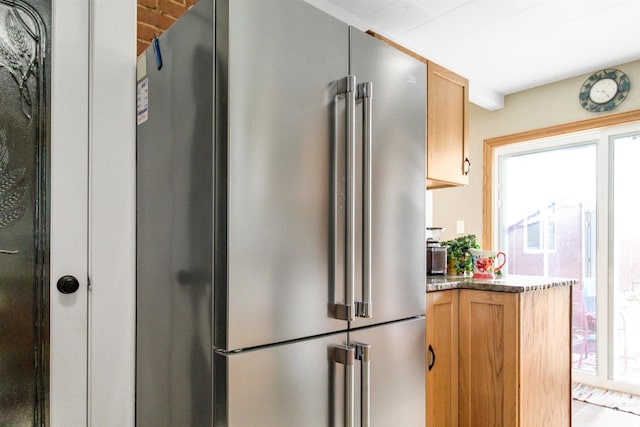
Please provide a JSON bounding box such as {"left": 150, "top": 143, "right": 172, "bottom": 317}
{"left": 441, "top": 234, "right": 479, "bottom": 276}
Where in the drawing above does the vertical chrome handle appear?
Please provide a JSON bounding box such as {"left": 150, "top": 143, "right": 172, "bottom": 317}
{"left": 345, "top": 356, "right": 354, "bottom": 427}
{"left": 354, "top": 342, "right": 371, "bottom": 427}
{"left": 346, "top": 77, "right": 356, "bottom": 322}
{"left": 356, "top": 82, "right": 373, "bottom": 318}
{"left": 334, "top": 345, "right": 355, "bottom": 427}
{"left": 336, "top": 75, "right": 356, "bottom": 321}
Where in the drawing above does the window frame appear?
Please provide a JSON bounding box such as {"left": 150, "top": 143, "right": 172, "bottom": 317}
{"left": 483, "top": 110, "right": 640, "bottom": 397}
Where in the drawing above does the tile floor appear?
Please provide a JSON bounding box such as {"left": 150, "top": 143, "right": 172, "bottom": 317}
{"left": 573, "top": 399, "right": 640, "bottom": 426}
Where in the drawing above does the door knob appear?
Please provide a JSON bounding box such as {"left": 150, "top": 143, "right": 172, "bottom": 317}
{"left": 57, "top": 275, "right": 80, "bottom": 294}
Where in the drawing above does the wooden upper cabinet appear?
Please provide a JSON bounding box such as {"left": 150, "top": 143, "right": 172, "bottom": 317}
{"left": 426, "top": 61, "right": 469, "bottom": 189}
{"left": 365, "top": 31, "right": 470, "bottom": 190}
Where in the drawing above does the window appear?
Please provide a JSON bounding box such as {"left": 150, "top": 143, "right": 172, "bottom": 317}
{"left": 488, "top": 118, "right": 640, "bottom": 396}
{"left": 497, "top": 142, "right": 595, "bottom": 280}
{"left": 524, "top": 204, "right": 556, "bottom": 253}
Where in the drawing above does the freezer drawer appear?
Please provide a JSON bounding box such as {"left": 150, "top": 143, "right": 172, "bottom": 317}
{"left": 214, "top": 332, "right": 348, "bottom": 426}
{"left": 214, "top": 317, "right": 425, "bottom": 427}
{"left": 350, "top": 318, "right": 426, "bottom": 426}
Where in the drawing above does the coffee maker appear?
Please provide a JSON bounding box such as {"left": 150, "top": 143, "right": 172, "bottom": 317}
{"left": 426, "top": 227, "right": 447, "bottom": 276}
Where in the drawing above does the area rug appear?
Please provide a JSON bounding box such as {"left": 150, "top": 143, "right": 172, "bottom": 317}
{"left": 573, "top": 382, "right": 640, "bottom": 415}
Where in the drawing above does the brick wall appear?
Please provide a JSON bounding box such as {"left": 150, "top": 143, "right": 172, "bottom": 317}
{"left": 137, "top": 0, "right": 199, "bottom": 55}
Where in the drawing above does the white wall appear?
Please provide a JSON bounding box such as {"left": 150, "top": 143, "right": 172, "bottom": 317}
{"left": 88, "top": 0, "right": 136, "bottom": 425}
{"left": 432, "top": 59, "right": 640, "bottom": 245}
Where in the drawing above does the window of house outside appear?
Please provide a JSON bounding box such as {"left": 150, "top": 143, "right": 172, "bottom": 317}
{"left": 493, "top": 121, "right": 640, "bottom": 396}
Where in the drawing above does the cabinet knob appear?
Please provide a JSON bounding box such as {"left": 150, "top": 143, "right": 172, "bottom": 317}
{"left": 464, "top": 157, "right": 471, "bottom": 175}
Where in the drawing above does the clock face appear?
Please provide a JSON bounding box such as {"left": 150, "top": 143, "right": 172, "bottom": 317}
{"left": 589, "top": 78, "right": 617, "bottom": 104}
{"left": 579, "top": 69, "right": 631, "bottom": 112}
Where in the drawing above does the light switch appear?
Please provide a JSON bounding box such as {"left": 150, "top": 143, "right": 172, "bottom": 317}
{"left": 456, "top": 220, "right": 464, "bottom": 234}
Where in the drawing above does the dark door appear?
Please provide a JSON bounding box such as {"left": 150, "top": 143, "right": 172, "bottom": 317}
{"left": 0, "top": 1, "right": 50, "bottom": 424}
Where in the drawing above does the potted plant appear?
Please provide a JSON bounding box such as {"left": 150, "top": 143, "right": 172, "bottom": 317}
{"left": 441, "top": 234, "right": 479, "bottom": 276}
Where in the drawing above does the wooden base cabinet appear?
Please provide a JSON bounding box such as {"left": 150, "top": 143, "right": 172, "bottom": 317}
{"left": 427, "top": 286, "right": 571, "bottom": 426}
{"left": 458, "top": 290, "right": 519, "bottom": 426}
{"left": 426, "top": 290, "right": 459, "bottom": 426}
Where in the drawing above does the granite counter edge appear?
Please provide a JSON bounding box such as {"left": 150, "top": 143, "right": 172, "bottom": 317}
{"left": 426, "top": 276, "right": 578, "bottom": 294}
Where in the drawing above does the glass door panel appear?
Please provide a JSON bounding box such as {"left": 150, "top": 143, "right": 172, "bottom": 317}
{"left": 498, "top": 143, "right": 597, "bottom": 373}
{"left": 611, "top": 132, "right": 640, "bottom": 384}
{"left": 0, "top": 1, "right": 49, "bottom": 425}
{"left": 0, "top": 0, "right": 50, "bottom": 424}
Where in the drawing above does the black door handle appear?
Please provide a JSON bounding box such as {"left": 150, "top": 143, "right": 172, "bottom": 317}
{"left": 464, "top": 157, "right": 471, "bottom": 175}
{"left": 428, "top": 344, "right": 436, "bottom": 371}
{"left": 57, "top": 275, "right": 80, "bottom": 294}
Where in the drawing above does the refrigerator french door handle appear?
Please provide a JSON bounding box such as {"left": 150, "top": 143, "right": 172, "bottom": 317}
{"left": 334, "top": 345, "right": 355, "bottom": 427}
{"left": 336, "top": 75, "right": 356, "bottom": 322}
{"left": 353, "top": 342, "right": 371, "bottom": 427}
{"left": 356, "top": 82, "right": 373, "bottom": 319}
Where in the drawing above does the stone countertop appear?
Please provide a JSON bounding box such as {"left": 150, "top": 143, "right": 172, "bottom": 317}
{"left": 426, "top": 274, "right": 577, "bottom": 293}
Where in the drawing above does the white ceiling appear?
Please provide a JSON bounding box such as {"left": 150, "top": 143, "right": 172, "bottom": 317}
{"left": 304, "top": 0, "right": 640, "bottom": 110}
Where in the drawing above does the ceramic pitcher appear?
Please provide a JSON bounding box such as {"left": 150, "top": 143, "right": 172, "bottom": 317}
{"left": 469, "top": 249, "right": 506, "bottom": 279}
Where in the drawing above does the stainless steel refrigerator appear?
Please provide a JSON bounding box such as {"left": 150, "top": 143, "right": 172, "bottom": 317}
{"left": 136, "top": 0, "right": 426, "bottom": 425}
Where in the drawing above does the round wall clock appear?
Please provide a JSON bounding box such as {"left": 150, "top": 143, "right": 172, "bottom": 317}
{"left": 579, "top": 69, "right": 630, "bottom": 112}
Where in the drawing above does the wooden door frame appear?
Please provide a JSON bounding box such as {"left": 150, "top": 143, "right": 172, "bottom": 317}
{"left": 482, "top": 109, "right": 640, "bottom": 249}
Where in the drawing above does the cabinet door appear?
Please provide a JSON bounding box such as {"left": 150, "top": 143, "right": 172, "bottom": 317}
{"left": 426, "top": 291, "right": 459, "bottom": 426}
{"left": 459, "top": 290, "right": 519, "bottom": 426}
{"left": 426, "top": 61, "right": 469, "bottom": 189}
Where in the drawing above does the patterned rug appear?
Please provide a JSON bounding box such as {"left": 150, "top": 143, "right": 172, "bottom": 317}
{"left": 573, "top": 382, "right": 640, "bottom": 415}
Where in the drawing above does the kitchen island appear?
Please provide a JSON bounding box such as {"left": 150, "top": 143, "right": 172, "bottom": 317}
{"left": 426, "top": 275, "right": 576, "bottom": 427}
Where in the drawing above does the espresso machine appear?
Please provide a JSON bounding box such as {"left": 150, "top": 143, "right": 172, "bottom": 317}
{"left": 426, "top": 227, "right": 447, "bottom": 276}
